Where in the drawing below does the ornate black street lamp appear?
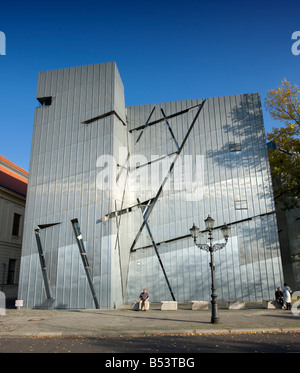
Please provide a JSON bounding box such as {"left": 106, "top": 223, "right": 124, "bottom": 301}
{"left": 190, "top": 215, "right": 230, "bottom": 324}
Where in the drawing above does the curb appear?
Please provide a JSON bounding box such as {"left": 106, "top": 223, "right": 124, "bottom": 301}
{"left": 1, "top": 327, "right": 299, "bottom": 338}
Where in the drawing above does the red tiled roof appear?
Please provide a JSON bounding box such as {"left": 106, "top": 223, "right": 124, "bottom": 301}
{"left": 0, "top": 155, "right": 28, "bottom": 197}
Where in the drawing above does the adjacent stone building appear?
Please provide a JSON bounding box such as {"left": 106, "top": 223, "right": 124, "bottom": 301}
{"left": 0, "top": 155, "right": 28, "bottom": 304}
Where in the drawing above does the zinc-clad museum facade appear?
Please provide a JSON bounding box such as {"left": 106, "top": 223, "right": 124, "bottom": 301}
{"left": 18, "top": 62, "right": 283, "bottom": 309}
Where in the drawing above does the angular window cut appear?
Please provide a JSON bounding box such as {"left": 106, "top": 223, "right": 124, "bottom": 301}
{"left": 18, "top": 62, "right": 283, "bottom": 310}
{"left": 229, "top": 142, "right": 242, "bottom": 152}
{"left": 37, "top": 96, "right": 52, "bottom": 106}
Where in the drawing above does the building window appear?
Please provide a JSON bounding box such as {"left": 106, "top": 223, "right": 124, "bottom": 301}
{"left": 12, "top": 213, "right": 21, "bottom": 236}
{"left": 37, "top": 96, "right": 52, "bottom": 106}
{"left": 7, "top": 259, "right": 16, "bottom": 285}
{"left": 229, "top": 142, "right": 242, "bottom": 152}
{"left": 234, "top": 200, "right": 248, "bottom": 210}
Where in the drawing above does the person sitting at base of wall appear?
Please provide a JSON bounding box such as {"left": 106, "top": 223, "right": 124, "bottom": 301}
{"left": 275, "top": 287, "right": 284, "bottom": 308}
{"left": 138, "top": 289, "right": 149, "bottom": 311}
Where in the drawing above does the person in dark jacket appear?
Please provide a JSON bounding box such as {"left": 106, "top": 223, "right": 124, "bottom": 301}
{"left": 275, "top": 287, "right": 284, "bottom": 308}
{"left": 138, "top": 289, "right": 149, "bottom": 311}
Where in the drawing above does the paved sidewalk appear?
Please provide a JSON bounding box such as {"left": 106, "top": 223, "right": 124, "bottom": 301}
{"left": 0, "top": 306, "right": 299, "bottom": 338}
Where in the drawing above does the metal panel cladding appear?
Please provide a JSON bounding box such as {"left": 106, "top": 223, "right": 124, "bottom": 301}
{"left": 125, "top": 94, "right": 283, "bottom": 303}
{"left": 19, "top": 62, "right": 127, "bottom": 309}
{"left": 19, "top": 62, "right": 283, "bottom": 309}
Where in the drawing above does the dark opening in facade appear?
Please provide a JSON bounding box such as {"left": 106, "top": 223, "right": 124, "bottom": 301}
{"left": 37, "top": 96, "right": 52, "bottom": 106}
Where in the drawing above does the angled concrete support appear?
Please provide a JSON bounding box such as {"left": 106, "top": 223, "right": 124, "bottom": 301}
{"left": 34, "top": 228, "right": 54, "bottom": 302}
{"left": 71, "top": 219, "right": 100, "bottom": 309}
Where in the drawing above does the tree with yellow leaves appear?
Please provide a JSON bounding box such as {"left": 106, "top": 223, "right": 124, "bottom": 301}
{"left": 265, "top": 78, "right": 300, "bottom": 209}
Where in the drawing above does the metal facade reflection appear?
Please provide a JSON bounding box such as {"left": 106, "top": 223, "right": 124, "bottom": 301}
{"left": 18, "top": 62, "right": 283, "bottom": 309}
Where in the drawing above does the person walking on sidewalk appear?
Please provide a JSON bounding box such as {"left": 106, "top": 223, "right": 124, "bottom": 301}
{"left": 283, "top": 283, "right": 292, "bottom": 310}
{"left": 138, "top": 289, "right": 150, "bottom": 311}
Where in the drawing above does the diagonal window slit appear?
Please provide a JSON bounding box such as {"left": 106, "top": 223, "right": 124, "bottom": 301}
{"left": 104, "top": 198, "right": 154, "bottom": 221}
{"left": 161, "top": 108, "right": 179, "bottom": 150}
{"left": 135, "top": 105, "right": 156, "bottom": 143}
{"left": 129, "top": 100, "right": 206, "bottom": 252}
{"left": 129, "top": 103, "right": 202, "bottom": 133}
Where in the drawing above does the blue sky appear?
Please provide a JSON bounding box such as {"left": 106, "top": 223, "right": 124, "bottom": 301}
{"left": 0, "top": 0, "right": 299, "bottom": 171}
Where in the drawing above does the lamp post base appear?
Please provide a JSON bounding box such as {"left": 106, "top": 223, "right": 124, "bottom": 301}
{"left": 211, "top": 298, "right": 219, "bottom": 324}
{"left": 211, "top": 316, "right": 220, "bottom": 324}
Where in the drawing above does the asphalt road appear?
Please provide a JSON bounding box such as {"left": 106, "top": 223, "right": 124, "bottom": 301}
{"left": 0, "top": 331, "right": 299, "bottom": 353}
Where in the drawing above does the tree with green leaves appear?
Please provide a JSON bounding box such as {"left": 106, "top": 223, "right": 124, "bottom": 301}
{"left": 265, "top": 78, "right": 300, "bottom": 210}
